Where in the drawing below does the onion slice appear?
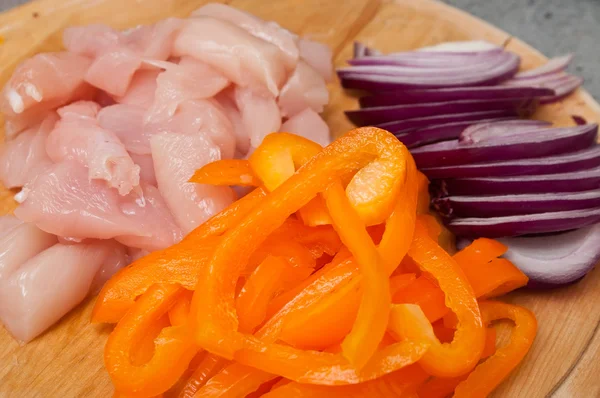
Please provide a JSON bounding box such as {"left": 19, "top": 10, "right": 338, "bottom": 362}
{"left": 512, "top": 55, "right": 574, "bottom": 79}
{"left": 432, "top": 166, "right": 600, "bottom": 196}
{"left": 359, "top": 86, "right": 554, "bottom": 108}
{"left": 434, "top": 190, "right": 600, "bottom": 218}
{"left": 411, "top": 124, "right": 598, "bottom": 168}
{"left": 459, "top": 120, "right": 551, "bottom": 144}
{"left": 421, "top": 146, "right": 600, "bottom": 179}
{"left": 447, "top": 207, "right": 600, "bottom": 238}
{"left": 346, "top": 97, "right": 535, "bottom": 126}
{"left": 498, "top": 223, "right": 600, "bottom": 287}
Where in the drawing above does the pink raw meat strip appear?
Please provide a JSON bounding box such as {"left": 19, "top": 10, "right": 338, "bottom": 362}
{"left": 278, "top": 60, "right": 328, "bottom": 117}
{"left": 14, "top": 161, "right": 181, "bottom": 251}
{"left": 47, "top": 101, "right": 140, "bottom": 195}
{"left": 215, "top": 88, "right": 250, "bottom": 155}
{"left": 298, "top": 38, "right": 333, "bottom": 82}
{"left": 151, "top": 132, "right": 235, "bottom": 233}
{"left": 115, "top": 69, "right": 159, "bottom": 108}
{"left": 280, "top": 107, "right": 330, "bottom": 147}
{"left": 97, "top": 103, "right": 149, "bottom": 155}
{"left": 234, "top": 86, "right": 281, "bottom": 148}
{"left": 129, "top": 153, "right": 157, "bottom": 186}
{"left": 0, "top": 52, "right": 95, "bottom": 137}
{"left": 173, "top": 17, "right": 287, "bottom": 96}
{"left": 191, "top": 3, "right": 299, "bottom": 70}
{"left": 0, "top": 240, "right": 127, "bottom": 342}
{"left": 0, "top": 113, "right": 57, "bottom": 189}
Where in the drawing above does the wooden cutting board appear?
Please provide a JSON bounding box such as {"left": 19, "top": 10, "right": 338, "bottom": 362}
{"left": 0, "top": 0, "right": 599, "bottom": 396}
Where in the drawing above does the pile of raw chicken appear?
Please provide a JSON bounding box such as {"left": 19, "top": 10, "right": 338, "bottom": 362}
{"left": 0, "top": 3, "right": 332, "bottom": 342}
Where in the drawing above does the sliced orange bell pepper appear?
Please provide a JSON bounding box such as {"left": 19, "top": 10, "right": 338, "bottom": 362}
{"left": 131, "top": 315, "right": 170, "bottom": 366}
{"left": 104, "top": 284, "right": 198, "bottom": 396}
{"left": 194, "top": 362, "right": 276, "bottom": 398}
{"left": 454, "top": 301, "right": 537, "bottom": 398}
{"left": 454, "top": 239, "right": 528, "bottom": 298}
{"left": 404, "top": 222, "right": 486, "bottom": 378}
{"left": 92, "top": 188, "right": 267, "bottom": 324}
{"left": 392, "top": 275, "right": 448, "bottom": 323}
{"left": 190, "top": 128, "right": 413, "bottom": 359}
{"left": 324, "top": 181, "right": 390, "bottom": 369}
{"left": 189, "top": 159, "right": 261, "bottom": 186}
{"left": 389, "top": 273, "right": 417, "bottom": 297}
{"left": 237, "top": 255, "right": 292, "bottom": 333}
{"left": 167, "top": 290, "right": 192, "bottom": 327}
{"left": 262, "top": 364, "right": 429, "bottom": 398}
{"left": 178, "top": 354, "right": 229, "bottom": 398}
{"left": 416, "top": 171, "right": 430, "bottom": 214}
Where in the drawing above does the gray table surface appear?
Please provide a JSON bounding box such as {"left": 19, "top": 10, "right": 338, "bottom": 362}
{"left": 1, "top": 0, "right": 599, "bottom": 100}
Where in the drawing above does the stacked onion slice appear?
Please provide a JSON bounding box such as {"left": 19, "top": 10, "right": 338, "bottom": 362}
{"left": 340, "top": 41, "right": 582, "bottom": 147}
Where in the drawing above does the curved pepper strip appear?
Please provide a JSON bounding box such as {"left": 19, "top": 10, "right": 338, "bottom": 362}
{"left": 167, "top": 290, "right": 193, "bottom": 327}
{"left": 131, "top": 315, "right": 171, "bottom": 366}
{"left": 92, "top": 188, "right": 266, "bottom": 323}
{"left": 392, "top": 275, "right": 448, "bottom": 323}
{"left": 190, "top": 127, "right": 411, "bottom": 358}
{"left": 405, "top": 222, "right": 486, "bottom": 378}
{"left": 178, "top": 354, "right": 229, "bottom": 398}
{"left": 324, "top": 180, "right": 390, "bottom": 369}
{"left": 189, "top": 159, "right": 261, "bottom": 187}
{"left": 416, "top": 171, "right": 430, "bottom": 214}
{"left": 104, "top": 284, "right": 198, "bottom": 396}
{"left": 454, "top": 301, "right": 537, "bottom": 398}
{"left": 262, "top": 364, "right": 428, "bottom": 398}
{"left": 236, "top": 255, "right": 293, "bottom": 333}
{"left": 195, "top": 362, "right": 277, "bottom": 398}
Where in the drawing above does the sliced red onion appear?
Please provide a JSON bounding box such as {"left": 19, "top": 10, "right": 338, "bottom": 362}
{"left": 411, "top": 124, "right": 598, "bottom": 168}
{"left": 348, "top": 51, "right": 500, "bottom": 68}
{"left": 512, "top": 55, "right": 573, "bottom": 79}
{"left": 447, "top": 207, "right": 600, "bottom": 238}
{"left": 539, "top": 75, "right": 583, "bottom": 104}
{"left": 433, "top": 166, "right": 600, "bottom": 196}
{"left": 498, "top": 223, "right": 600, "bottom": 288}
{"left": 375, "top": 110, "right": 520, "bottom": 133}
{"left": 339, "top": 53, "right": 520, "bottom": 91}
{"left": 504, "top": 69, "right": 582, "bottom": 104}
{"left": 434, "top": 190, "right": 600, "bottom": 218}
{"left": 459, "top": 120, "right": 552, "bottom": 144}
{"left": 396, "top": 117, "right": 518, "bottom": 148}
{"left": 346, "top": 97, "right": 535, "bottom": 126}
{"left": 421, "top": 146, "right": 600, "bottom": 179}
{"left": 359, "top": 86, "right": 555, "bottom": 108}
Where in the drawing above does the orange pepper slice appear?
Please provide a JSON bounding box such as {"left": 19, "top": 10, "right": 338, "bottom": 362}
{"left": 104, "top": 284, "right": 197, "bottom": 396}
{"left": 194, "top": 362, "right": 276, "bottom": 398}
{"left": 416, "top": 171, "right": 430, "bottom": 214}
{"left": 167, "top": 290, "right": 192, "bottom": 327}
{"left": 392, "top": 275, "right": 449, "bottom": 323}
{"left": 454, "top": 301, "right": 537, "bottom": 398}
{"left": 404, "top": 221, "right": 486, "bottom": 378}
{"left": 178, "top": 354, "right": 228, "bottom": 398}
{"left": 262, "top": 364, "right": 428, "bottom": 398}
{"left": 189, "top": 159, "right": 261, "bottom": 186}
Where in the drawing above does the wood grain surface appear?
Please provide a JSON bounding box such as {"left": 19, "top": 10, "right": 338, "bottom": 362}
{"left": 0, "top": 0, "right": 598, "bottom": 397}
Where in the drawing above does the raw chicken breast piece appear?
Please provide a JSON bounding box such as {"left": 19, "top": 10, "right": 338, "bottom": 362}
{"left": 89, "top": 241, "right": 130, "bottom": 294}
{"left": 0, "top": 216, "right": 57, "bottom": 282}
{"left": 151, "top": 132, "right": 235, "bottom": 233}
{"left": 97, "top": 104, "right": 150, "bottom": 155}
{"left": 234, "top": 86, "right": 281, "bottom": 148}
{"left": 0, "top": 240, "right": 126, "bottom": 342}
{"left": 15, "top": 161, "right": 181, "bottom": 251}
{"left": 192, "top": 3, "right": 299, "bottom": 69}
{"left": 84, "top": 48, "right": 142, "bottom": 97}
{"left": 0, "top": 215, "right": 23, "bottom": 235}
{"left": 146, "top": 99, "right": 236, "bottom": 159}
{"left": 63, "top": 24, "right": 121, "bottom": 57}
{"left": 173, "top": 17, "right": 287, "bottom": 96}
{"left": 48, "top": 101, "right": 140, "bottom": 195}
{"left": 298, "top": 38, "right": 333, "bottom": 82}
{"left": 115, "top": 69, "right": 159, "bottom": 108}
{"left": 278, "top": 60, "right": 328, "bottom": 117}
{"left": 120, "top": 18, "right": 183, "bottom": 60}
{"left": 129, "top": 153, "right": 157, "bottom": 186}
{"left": 0, "top": 113, "right": 57, "bottom": 189}
{"left": 145, "top": 57, "right": 229, "bottom": 122}
{"left": 1, "top": 52, "right": 95, "bottom": 137}
{"left": 215, "top": 89, "right": 250, "bottom": 155}
{"left": 281, "top": 107, "right": 330, "bottom": 147}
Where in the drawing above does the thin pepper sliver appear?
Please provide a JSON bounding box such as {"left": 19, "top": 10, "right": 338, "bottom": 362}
{"left": 189, "top": 159, "right": 261, "bottom": 186}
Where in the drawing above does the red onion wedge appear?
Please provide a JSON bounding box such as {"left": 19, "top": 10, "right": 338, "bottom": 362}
{"left": 447, "top": 207, "right": 600, "bottom": 238}
{"left": 459, "top": 119, "right": 551, "bottom": 144}
{"left": 375, "top": 110, "right": 520, "bottom": 133}
{"left": 497, "top": 223, "right": 600, "bottom": 288}
{"left": 512, "top": 55, "right": 574, "bottom": 79}
{"left": 432, "top": 166, "right": 600, "bottom": 196}
{"left": 396, "top": 117, "right": 517, "bottom": 148}
{"left": 346, "top": 97, "right": 535, "bottom": 126}
{"left": 434, "top": 190, "right": 600, "bottom": 218}
{"left": 421, "top": 146, "right": 600, "bottom": 179}
{"left": 359, "top": 86, "right": 555, "bottom": 108}
{"left": 411, "top": 124, "right": 598, "bottom": 168}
